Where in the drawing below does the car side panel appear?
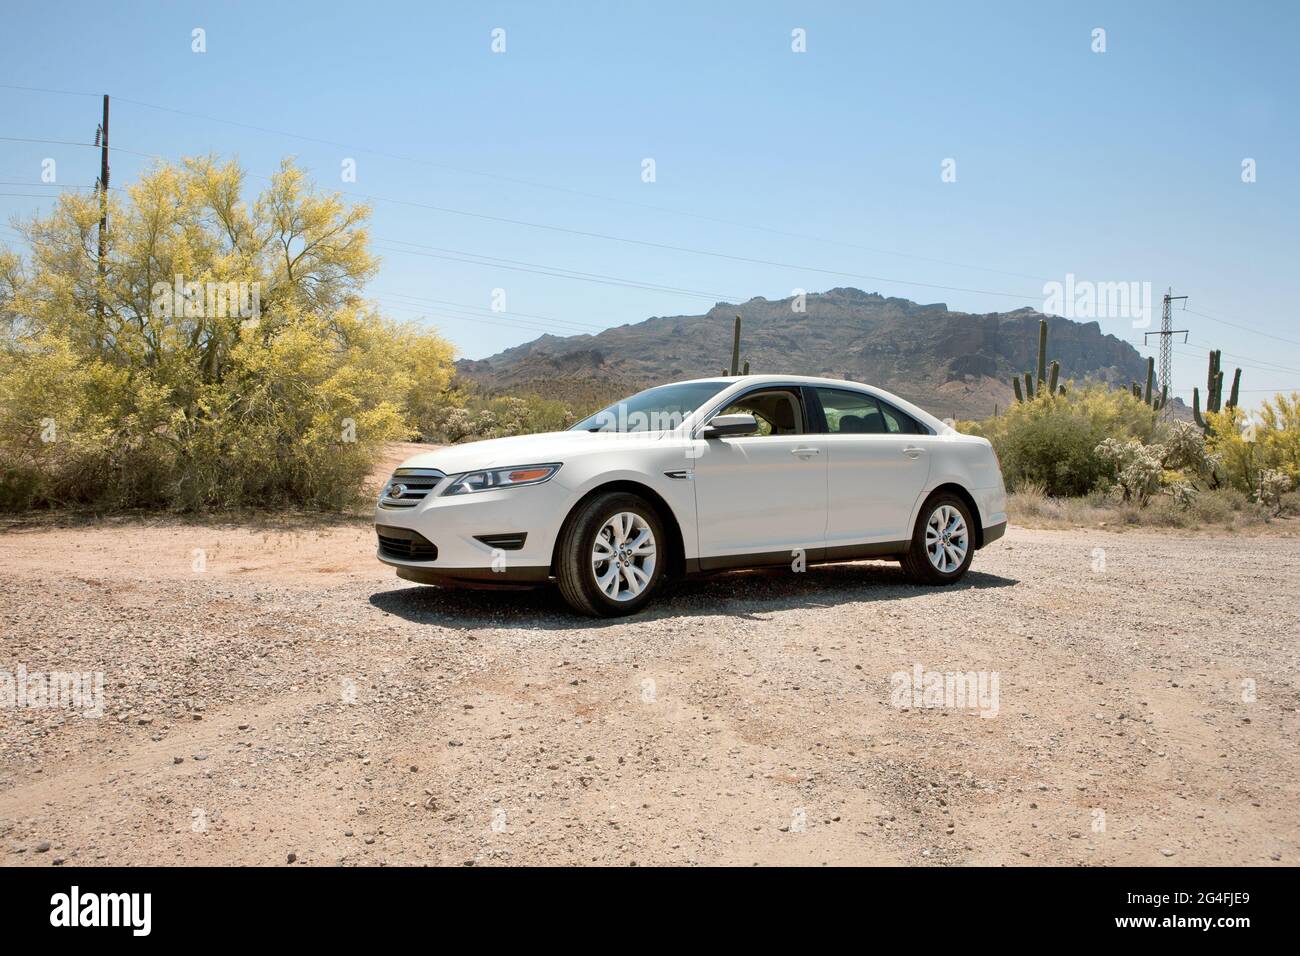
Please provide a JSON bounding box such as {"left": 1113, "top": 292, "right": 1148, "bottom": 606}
{"left": 905, "top": 436, "right": 1008, "bottom": 544}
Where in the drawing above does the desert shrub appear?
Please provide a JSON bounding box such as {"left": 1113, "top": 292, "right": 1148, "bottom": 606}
{"left": 0, "top": 158, "right": 457, "bottom": 511}
{"left": 426, "top": 392, "right": 576, "bottom": 442}
{"left": 960, "top": 385, "right": 1157, "bottom": 495}
{"left": 1011, "top": 480, "right": 1049, "bottom": 516}
{"left": 1188, "top": 487, "right": 1246, "bottom": 525}
{"left": 1203, "top": 396, "right": 1300, "bottom": 497}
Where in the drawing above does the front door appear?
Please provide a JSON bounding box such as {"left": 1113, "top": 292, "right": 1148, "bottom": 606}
{"left": 691, "top": 387, "right": 828, "bottom": 568}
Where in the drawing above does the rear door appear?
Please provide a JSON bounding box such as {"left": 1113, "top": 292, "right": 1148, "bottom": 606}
{"left": 691, "top": 385, "right": 827, "bottom": 568}
{"left": 810, "top": 387, "right": 934, "bottom": 549}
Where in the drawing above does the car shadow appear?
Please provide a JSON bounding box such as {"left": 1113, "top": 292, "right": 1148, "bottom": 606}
{"left": 368, "top": 561, "right": 1020, "bottom": 631}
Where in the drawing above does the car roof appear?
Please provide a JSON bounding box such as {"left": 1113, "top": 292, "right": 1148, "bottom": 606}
{"left": 667, "top": 375, "right": 953, "bottom": 433}
{"left": 674, "top": 373, "right": 876, "bottom": 387}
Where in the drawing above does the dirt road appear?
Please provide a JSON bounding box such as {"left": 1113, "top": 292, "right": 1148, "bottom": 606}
{"left": 1, "top": 517, "right": 1296, "bottom": 866}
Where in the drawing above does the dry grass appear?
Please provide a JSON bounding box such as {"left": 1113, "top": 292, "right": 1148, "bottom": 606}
{"left": 1007, "top": 483, "right": 1297, "bottom": 533}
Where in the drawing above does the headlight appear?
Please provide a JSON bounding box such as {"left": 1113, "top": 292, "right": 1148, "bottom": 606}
{"left": 440, "top": 463, "right": 562, "bottom": 496}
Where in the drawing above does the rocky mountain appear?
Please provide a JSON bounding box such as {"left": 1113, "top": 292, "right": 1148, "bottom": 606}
{"left": 456, "top": 288, "right": 1158, "bottom": 420}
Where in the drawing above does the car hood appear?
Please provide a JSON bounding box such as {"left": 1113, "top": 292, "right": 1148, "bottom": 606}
{"left": 393, "top": 430, "right": 667, "bottom": 475}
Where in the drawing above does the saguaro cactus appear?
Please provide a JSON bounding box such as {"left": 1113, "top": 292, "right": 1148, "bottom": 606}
{"left": 726, "top": 314, "right": 752, "bottom": 376}
{"left": 730, "top": 315, "right": 742, "bottom": 375}
{"left": 1036, "top": 320, "right": 1048, "bottom": 392}
{"left": 1011, "top": 318, "right": 1062, "bottom": 402}
{"left": 1192, "top": 349, "right": 1242, "bottom": 431}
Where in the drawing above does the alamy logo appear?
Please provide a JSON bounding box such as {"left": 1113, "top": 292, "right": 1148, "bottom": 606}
{"left": 1042, "top": 273, "right": 1153, "bottom": 328}
{"left": 1, "top": 665, "right": 103, "bottom": 718}
{"left": 50, "top": 886, "right": 151, "bottom": 936}
{"left": 585, "top": 404, "right": 687, "bottom": 433}
{"left": 890, "top": 663, "right": 1000, "bottom": 718}
{"left": 151, "top": 274, "right": 261, "bottom": 320}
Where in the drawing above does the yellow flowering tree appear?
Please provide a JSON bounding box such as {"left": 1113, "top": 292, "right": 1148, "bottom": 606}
{"left": 0, "top": 157, "right": 456, "bottom": 510}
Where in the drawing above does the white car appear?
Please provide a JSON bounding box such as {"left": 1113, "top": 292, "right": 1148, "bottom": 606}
{"left": 376, "top": 375, "right": 1007, "bottom": 617}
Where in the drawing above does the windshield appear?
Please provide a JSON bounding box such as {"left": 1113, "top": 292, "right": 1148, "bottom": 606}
{"left": 571, "top": 381, "right": 730, "bottom": 433}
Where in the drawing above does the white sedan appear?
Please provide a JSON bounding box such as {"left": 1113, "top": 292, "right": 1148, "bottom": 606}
{"left": 376, "top": 375, "right": 1007, "bottom": 616}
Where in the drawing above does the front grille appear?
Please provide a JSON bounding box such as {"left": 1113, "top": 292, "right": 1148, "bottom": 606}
{"left": 376, "top": 525, "right": 439, "bottom": 561}
{"left": 379, "top": 468, "right": 445, "bottom": 509}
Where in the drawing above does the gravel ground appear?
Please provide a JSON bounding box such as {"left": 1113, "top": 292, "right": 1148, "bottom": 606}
{"left": 0, "top": 517, "right": 1296, "bottom": 866}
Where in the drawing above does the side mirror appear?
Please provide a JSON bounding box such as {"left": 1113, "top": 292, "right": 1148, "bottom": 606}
{"left": 702, "top": 413, "right": 759, "bottom": 439}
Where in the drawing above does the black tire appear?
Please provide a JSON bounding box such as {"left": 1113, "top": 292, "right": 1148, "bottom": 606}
{"left": 556, "top": 492, "right": 666, "bottom": 617}
{"left": 900, "top": 492, "right": 976, "bottom": 585}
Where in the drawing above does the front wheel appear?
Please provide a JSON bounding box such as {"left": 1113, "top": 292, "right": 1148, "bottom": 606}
{"left": 556, "top": 492, "right": 666, "bottom": 616}
{"left": 900, "top": 493, "right": 975, "bottom": 585}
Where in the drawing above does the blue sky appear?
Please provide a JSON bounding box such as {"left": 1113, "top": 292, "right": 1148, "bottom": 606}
{"left": 1, "top": 0, "right": 1297, "bottom": 404}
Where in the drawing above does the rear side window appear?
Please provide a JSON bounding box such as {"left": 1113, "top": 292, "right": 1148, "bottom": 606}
{"left": 813, "top": 387, "right": 926, "bottom": 435}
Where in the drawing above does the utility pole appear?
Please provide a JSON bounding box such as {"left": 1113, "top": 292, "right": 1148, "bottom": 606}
{"left": 94, "top": 94, "right": 109, "bottom": 341}
{"left": 1144, "top": 287, "right": 1188, "bottom": 417}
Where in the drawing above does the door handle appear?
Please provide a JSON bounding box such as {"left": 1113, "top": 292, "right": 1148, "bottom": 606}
{"left": 903, "top": 445, "right": 925, "bottom": 459}
{"left": 791, "top": 446, "right": 821, "bottom": 457}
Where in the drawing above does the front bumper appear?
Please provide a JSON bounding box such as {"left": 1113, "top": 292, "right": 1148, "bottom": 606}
{"left": 374, "top": 472, "right": 569, "bottom": 584}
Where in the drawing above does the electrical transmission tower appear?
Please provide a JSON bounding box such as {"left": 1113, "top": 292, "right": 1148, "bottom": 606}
{"left": 1144, "top": 288, "right": 1188, "bottom": 417}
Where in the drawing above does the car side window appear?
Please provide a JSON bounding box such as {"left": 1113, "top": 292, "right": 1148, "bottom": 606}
{"left": 814, "top": 387, "right": 925, "bottom": 435}
{"left": 814, "top": 388, "right": 886, "bottom": 434}
{"left": 877, "top": 400, "right": 927, "bottom": 435}
{"left": 718, "top": 389, "right": 804, "bottom": 436}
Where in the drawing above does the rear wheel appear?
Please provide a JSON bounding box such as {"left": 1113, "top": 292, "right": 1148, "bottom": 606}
{"left": 556, "top": 492, "right": 665, "bottom": 616}
{"left": 901, "top": 493, "right": 975, "bottom": 585}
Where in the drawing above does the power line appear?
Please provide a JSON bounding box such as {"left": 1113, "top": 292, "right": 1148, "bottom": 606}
{"left": 1170, "top": 346, "right": 1300, "bottom": 378}
{"left": 0, "top": 82, "right": 100, "bottom": 99}
{"left": 339, "top": 184, "right": 1042, "bottom": 302}
{"left": 1182, "top": 307, "right": 1300, "bottom": 348}
{"left": 1126, "top": 335, "right": 1300, "bottom": 378}
{"left": 373, "top": 299, "right": 579, "bottom": 338}
{"left": 4, "top": 91, "right": 1296, "bottom": 360}
{"left": 1, "top": 82, "right": 1056, "bottom": 284}
{"left": 95, "top": 86, "right": 1056, "bottom": 284}
{"left": 3, "top": 132, "right": 1041, "bottom": 303}
{"left": 374, "top": 290, "right": 606, "bottom": 332}
{"left": 372, "top": 238, "right": 746, "bottom": 301}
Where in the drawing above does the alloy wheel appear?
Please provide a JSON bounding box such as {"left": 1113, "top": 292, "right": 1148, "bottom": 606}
{"left": 925, "top": 504, "right": 969, "bottom": 573}
{"left": 592, "top": 512, "right": 657, "bottom": 601}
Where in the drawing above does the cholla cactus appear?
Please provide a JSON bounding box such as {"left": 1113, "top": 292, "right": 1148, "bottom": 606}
{"left": 1166, "top": 480, "right": 1197, "bottom": 509}
{"left": 1095, "top": 437, "right": 1164, "bottom": 504}
{"left": 1259, "top": 469, "right": 1294, "bottom": 516}
{"left": 1157, "top": 420, "right": 1214, "bottom": 476}
{"left": 438, "top": 406, "right": 476, "bottom": 442}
